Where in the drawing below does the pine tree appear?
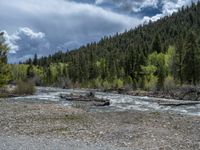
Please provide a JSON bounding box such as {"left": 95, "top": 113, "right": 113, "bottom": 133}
{"left": 183, "top": 31, "right": 200, "bottom": 85}
{"left": 175, "top": 38, "right": 185, "bottom": 85}
{"left": 152, "top": 35, "right": 162, "bottom": 53}
{"left": 33, "top": 54, "right": 38, "bottom": 66}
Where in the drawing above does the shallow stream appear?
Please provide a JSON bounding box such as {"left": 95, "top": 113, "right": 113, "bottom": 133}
{"left": 11, "top": 87, "right": 200, "bottom": 116}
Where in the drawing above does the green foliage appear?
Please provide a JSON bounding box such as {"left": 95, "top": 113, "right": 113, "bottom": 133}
{"left": 164, "top": 76, "right": 176, "bottom": 92}
{"left": 156, "top": 53, "right": 168, "bottom": 89}
{"left": 88, "top": 78, "right": 102, "bottom": 88}
{"left": 165, "top": 46, "right": 175, "bottom": 73}
{"left": 11, "top": 64, "right": 28, "bottom": 81}
{"left": 142, "top": 52, "right": 167, "bottom": 90}
{"left": 124, "top": 76, "right": 133, "bottom": 86}
{"left": 27, "top": 64, "right": 35, "bottom": 79}
{"left": 142, "top": 46, "right": 175, "bottom": 90}
{"left": 183, "top": 31, "right": 200, "bottom": 85}
{"left": 94, "top": 78, "right": 102, "bottom": 88}
{"left": 141, "top": 65, "right": 157, "bottom": 76}
{"left": 144, "top": 75, "right": 158, "bottom": 91}
{"left": 174, "top": 37, "right": 185, "bottom": 85}
{"left": 0, "top": 32, "right": 11, "bottom": 87}
{"left": 33, "top": 66, "right": 44, "bottom": 80}
{"left": 102, "top": 80, "right": 111, "bottom": 90}
{"left": 113, "top": 78, "right": 124, "bottom": 89}
{"left": 152, "top": 34, "right": 162, "bottom": 53}
{"left": 11, "top": 64, "right": 45, "bottom": 86}
{"left": 0, "top": 64, "right": 11, "bottom": 87}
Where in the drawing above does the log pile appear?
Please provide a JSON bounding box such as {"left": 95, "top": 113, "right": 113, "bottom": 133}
{"left": 60, "top": 92, "right": 110, "bottom": 106}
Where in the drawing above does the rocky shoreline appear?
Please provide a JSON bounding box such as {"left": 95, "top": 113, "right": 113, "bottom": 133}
{"left": 0, "top": 97, "right": 200, "bottom": 150}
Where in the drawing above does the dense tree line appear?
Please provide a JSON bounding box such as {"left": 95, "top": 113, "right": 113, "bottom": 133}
{"left": 23, "top": 2, "right": 200, "bottom": 90}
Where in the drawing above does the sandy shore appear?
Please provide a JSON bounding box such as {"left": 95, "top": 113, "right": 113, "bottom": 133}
{"left": 0, "top": 98, "right": 200, "bottom": 150}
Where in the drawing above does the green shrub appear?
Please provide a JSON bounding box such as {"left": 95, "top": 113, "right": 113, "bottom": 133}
{"left": 113, "top": 78, "right": 124, "bottom": 89}
{"left": 93, "top": 78, "right": 102, "bottom": 88}
{"left": 0, "top": 88, "right": 10, "bottom": 98}
{"left": 102, "top": 80, "right": 111, "bottom": 90}
{"left": 164, "top": 76, "right": 176, "bottom": 91}
{"left": 13, "top": 80, "right": 36, "bottom": 95}
{"left": 124, "top": 76, "right": 133, "bottom": 86}
{"left": 144, "top": 75, "right": 158, "bottom": 91}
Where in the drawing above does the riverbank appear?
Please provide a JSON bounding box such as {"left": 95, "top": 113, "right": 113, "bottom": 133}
{"left": 2, "top": 84, "right": 200, "bottom": 102}
{"left": 103, "top": 86, "right": 200, "bottom": 101}
{"left": 0, "top": 98, "right": 199, "bottom": 150}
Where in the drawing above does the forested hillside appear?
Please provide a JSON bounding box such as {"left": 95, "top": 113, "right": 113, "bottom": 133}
{"left": 24, "top": 2, "right": 200, "bottom": 90}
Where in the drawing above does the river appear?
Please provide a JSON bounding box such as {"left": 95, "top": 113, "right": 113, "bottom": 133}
{"left": 11, "top": 87, "right": 200, "bottom": 116}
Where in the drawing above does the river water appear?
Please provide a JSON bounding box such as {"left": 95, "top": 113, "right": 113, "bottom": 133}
{"left": 11, "top": 87, "right": 200, "bottom": 116}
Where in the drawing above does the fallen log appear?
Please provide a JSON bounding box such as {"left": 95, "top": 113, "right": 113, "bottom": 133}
{"left": 60, "top": 93, "right": 110, "bottom": 106}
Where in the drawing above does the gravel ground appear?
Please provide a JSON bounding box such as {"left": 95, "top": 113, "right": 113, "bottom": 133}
{"left": 0, "top": 135, "right": 129, "bottom": 150}
{"left": 0, "top": 98, "right": 200, "bottom": 150}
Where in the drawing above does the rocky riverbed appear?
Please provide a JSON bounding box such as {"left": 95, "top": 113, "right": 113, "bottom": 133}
{"left": 0, "top": 87, "right": 200, "bottom": 150}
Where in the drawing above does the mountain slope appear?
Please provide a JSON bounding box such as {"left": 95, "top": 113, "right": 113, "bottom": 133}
{"left": 32, "top": 2, "right": 200, "bottom": 88}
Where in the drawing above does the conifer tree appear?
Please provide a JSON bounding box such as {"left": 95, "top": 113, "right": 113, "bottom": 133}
{"left": 152, "top": 35, "right": 162, "bottom": 53}
{"left": 183, "top": 31, "right": 200, "bottom": 85}
{"left": 33, "top": 54, "right": 38, "bottom": 66}
{"left": 175, "top": 38, "right": 185, "bottom": 85}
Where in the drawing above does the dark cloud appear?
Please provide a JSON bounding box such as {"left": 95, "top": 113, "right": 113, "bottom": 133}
{"left": 95, "top": 0, "right": 159, "bottom": 13}
{"left": 95, "top": 0, "right": 198, "bottom": 20}
{"left": 0, "top": 0, "right": 140, "bottom": 63}
{"left": 0, "top": 0, "right": 196, "bottom": 63}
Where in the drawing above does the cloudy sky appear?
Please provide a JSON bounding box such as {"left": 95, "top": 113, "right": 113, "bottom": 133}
{"left": 0, "top": 0, "right": 197, "bottom": 63}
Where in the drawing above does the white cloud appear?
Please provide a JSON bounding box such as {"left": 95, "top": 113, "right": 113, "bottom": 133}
{"left": 143, "top": 0, "right": 198, "bottom": 22}
{"left": 18, "top": 28, "right": 45, "bottom": 40}
{"left": 143, "top": 14, "right": 163, "bottom": 23}
{"left": 0, "top": 0, "right": 141, "bottom": 63}
{"left": 4, "top": 27, "right": 50, "bottom": 63}
{"left": 3, "top": 31, "right": 19, "bottom": 54}
{"left": 4, "top": 27, "right": 47, "bottom": 54}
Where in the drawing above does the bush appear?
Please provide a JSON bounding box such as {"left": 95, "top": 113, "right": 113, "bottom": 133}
{"left": 102, "top": 80, "right": 111, "bottom": 90}
{"left": 124, "top": 76, "right": 133, "bottom": 86}
{"left": 0, "top": 87, "right": 10, "bottom": 98}
{"left": 144, "top": 76, "right": 158, "bottom": 91}
{"left": 93, "top": 78, "right": 102, "bottom": 88}
{"left": 13, "top": 80, "right": 36, "bottom": 95}
{"left": 164, "top": 76, "right": 176, "bottom": 92}
{"left": 113, "top": 78, "right": 124, "bottom": 89}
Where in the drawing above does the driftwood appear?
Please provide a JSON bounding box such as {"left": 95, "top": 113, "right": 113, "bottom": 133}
{"left": 60, "top": 93, "right": 110, "bottom": 106}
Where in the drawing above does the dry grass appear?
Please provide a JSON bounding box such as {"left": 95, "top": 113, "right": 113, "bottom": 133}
{"left": 13, "top": 80, "right": 36, "bottom": 95}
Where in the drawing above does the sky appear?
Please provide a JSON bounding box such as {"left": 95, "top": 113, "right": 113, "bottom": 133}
{"left": 0, "top": 0, "right": 197, "bottom": 63}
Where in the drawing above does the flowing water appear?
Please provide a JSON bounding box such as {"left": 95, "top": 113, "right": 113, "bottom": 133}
{"left": 11, "top": 87, "right": 200, "bottom": 116}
